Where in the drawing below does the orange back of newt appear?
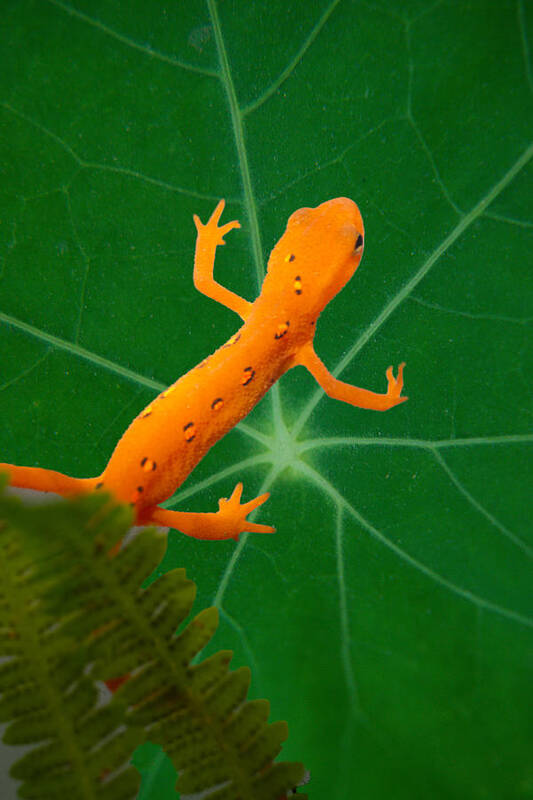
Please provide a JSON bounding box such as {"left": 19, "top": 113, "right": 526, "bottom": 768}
{"left": 1, "top": 198, "right": 406, "bottom": 540}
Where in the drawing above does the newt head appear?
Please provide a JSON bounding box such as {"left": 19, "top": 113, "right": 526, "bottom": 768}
{"left": 264, "top": 197, "right": 365, "bottom": 317}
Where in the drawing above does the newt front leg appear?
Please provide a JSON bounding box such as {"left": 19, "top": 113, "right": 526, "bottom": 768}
{"left": 296, "top": 343, "right": 407, "bottom": 411}
{"left": 193, "top": 199, "right": 252, "bottom": 320}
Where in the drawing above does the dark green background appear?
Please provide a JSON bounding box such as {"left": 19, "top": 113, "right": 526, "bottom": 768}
{"left": 1, "top": 1, "right": 532, "bottom": 798}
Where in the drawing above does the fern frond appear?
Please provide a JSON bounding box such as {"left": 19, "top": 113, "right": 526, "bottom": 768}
{"left": 0, "top": 482, "right": 143, "bottom": 800}
{"left": 0, "top": 480, "right": 307, "bottom": 799}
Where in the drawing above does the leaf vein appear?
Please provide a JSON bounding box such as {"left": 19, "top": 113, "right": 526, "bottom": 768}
{"left": 242, "top": 0, "right": 342, "bottom": 117}
{"left": 1, "top": 102, "right": 220, "bottom": 201}
{"left": 46, "top": 0, "right": 218, "bottom": 77}
{"left": 409, "top": 296, "right": 532, "bottom": 325}
{"left": 336, "top": 506, "right": 363, "bottom": 717}
{"left": 298, "top": 433, "right": 533, "bottom": 453}
{"left": 296, "top": 462, "right": 533, "bottom": 629}
{"left": 432, "top": 449, "right": 533, "bottom": 558}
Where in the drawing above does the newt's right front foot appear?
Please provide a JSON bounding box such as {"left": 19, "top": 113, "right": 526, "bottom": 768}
{"left": 148, "top": 482, "right": 275, "bottom": 541}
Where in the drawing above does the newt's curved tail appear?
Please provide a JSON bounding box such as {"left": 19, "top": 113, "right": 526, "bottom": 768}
{"left": 0, "top": 463, "right": 98, "bottom": 497}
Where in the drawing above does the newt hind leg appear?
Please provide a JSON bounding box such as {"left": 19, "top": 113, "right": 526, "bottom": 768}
{"left": 148, "top": 483, "right": 275, "bottom": 541}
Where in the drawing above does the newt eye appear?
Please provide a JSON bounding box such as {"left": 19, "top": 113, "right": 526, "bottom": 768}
{"left": 355, "top": 233, "right": 364, "bottom": 252}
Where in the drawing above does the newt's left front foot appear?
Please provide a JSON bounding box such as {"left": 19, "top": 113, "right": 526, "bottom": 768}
{"left": 385, "top": 362, "right": 407, "bottom": 408}
{"left": 193, "top": 198, "right": 240, "bottom": 248}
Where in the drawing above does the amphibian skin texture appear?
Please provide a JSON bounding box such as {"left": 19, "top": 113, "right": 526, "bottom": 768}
{"left": 1, "top": 198, "right": 407, "bottom": 540}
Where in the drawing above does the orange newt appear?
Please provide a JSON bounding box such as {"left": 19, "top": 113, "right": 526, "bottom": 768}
{"left": 1, "top": 198, "right": 407, "bottom": 540}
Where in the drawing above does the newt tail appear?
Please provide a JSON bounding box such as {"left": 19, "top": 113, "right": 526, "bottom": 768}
{"left": 0, "top": 463, "right": 99, "bottom": 497}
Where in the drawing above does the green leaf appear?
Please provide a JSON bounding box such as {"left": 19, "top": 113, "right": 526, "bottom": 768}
{"left": 132, "top": 741, "right": 178, "bottom": 800}
{"left": 1, "top": 2, "right": 532, "bottom": 799}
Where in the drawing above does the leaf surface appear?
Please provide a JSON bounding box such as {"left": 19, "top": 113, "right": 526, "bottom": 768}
{"left": 1, "top": 1, "right": 532, "bottom": 798}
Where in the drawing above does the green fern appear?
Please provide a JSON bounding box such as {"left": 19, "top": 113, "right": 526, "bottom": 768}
{"left": 0, "top": 478, "right": 307, "bottom": 799}
{"left": 0, "top": 481, "right": 143, "bottom": 799}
